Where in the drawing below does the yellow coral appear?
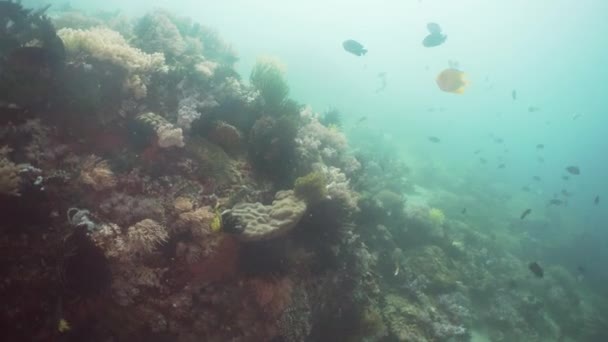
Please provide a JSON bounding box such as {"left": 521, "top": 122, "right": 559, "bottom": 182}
{"left": 428, "top": 207, "right": 445, "bottom": 226}
{"left": 0, "top": 158, "right": 20, "bottom": 196}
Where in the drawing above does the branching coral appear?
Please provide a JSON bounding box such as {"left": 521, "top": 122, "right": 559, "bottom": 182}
{"left": 312, "top": 163, "right": 359, "bottom": 213}
{"left": 58, "top": 26, "right": 167, "bottom": 98}
{"left": 58, "top": 27, "right": 166, "bottom": 73}
{"left": 79, "top": 155, "right": 117, "bottom": 191}
{"left": 133, "top": 10, "right": 186, "bottom": 58}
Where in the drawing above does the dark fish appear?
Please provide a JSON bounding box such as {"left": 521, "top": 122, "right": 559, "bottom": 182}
{"left": 565, "top": 166, "right": 580, "bottom": 175}
{"left": 422, "top": 22, "right": 447, "bottom": 47}
{"left": 422, "top": 33, "right": 447, "bottom": 47}
{"left": 594, "top": 195, "right": 600, "bottom": 205}
{"left": 474, "top": 149, "right": 481, "bottom": 154}
{"left": 572, "top": 113, "right": 582, "bottom": 120}
{"left": 511, "top": 89, "right": 517, "bottom": 100}
{"left": 561, "top": 189, "right": 571, "bottom": 197}
{"left": 537, "top": 157, "right": 545, "bottom": 163}
{"left": 528, "top": 106, "right": 541, "bottom": 112}
{"left": 562, "top": 175, "right": 569, "bottom": 181}
{"left": 548, "top": 199, "right": 563, "bottom": 206}
{"left": 494, "top": 138, "right": 504, "bottom": 144}
{"left": 427, "top": 22, "right": 442, "bottom": 34}
{"left": 356, "top": 116, "right": 367, "bottom": 124}
{"left": 536, "top": 144, "right": 544, "bottom": 149}
{"left": 479, "top": 158, "right": 487, "bottom": 164}
{"left": 521, "top": 186, "right": 531, "bottom": 192}
{"left": 528, "top": 262, "right": 544, "bottom": 278}
{"left": 577, "top": 265, "right": 586, "bottom": 274}
{"left": 498, "top": 163, "right": 506, "bottom": 169}
{"left": 342, "top": 39, "right": 367, "bottom": 56}
{"left": 428, "top": 136, "right": 440, "bottom": 143}
{"left": 461, "top": 208, "right": 467, "bottom": 214}
{"left": 520, "top": 208, "right": 532, "bottom": 219}
{"left": 533, "top": 176, "right": 541, "bottom": 181}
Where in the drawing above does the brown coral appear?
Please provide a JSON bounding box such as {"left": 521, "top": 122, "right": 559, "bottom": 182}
{"left": 174, "top": 206, "right": 215, "bottom": 237}
{"left": 80, "top": 155, "right": 117, "bottom": 191}
{"left": 250, "top": 277, "right": 293, "bottom": 318}
{"left": 127, "top": 219, "right": 168, "bottom": 255}
{"left": 207, "top": 121, "right": 242, "bottom": 152}
{"left": 173, "top": 196, "right": 194, "bottom": 213}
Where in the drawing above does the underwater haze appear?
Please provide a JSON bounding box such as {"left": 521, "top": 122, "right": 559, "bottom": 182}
{"left": 3, "top": 0, "right": 608, "bottom": 341}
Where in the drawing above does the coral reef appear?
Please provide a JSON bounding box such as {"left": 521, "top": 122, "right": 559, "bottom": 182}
{"left": 0, "top": 4, "right": 600, "bottom": 342}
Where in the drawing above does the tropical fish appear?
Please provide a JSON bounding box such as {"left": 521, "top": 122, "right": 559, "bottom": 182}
{"left": 536, "top": 144, "right": 544, "bottom": 149}
{"left": 594, "top": 195, "right": 600, "bottom": 205}
{"left": 342, "top": 39, "right": 367, "bottom": 56}
{"left": 565, "top": 166, "right": 580, "bottom": 175}
{"left": 548, "top": 199, "right": 563, "bottom": 206}
{"left": 436, "top": 68, "right": 468, "bottom": 94}
{"left": 356, "top": 116, "right": 367, "bottom": 124}
{"left": 428, "top": 136, "right": 441, "bottom": 143}
{"left": 422, "top": 22, "right": 447, "bottom": 47}
{"left": 528, "top": 262, "right": 544, "bottom": 278}
{"left": 511, "top": 89, "right": 517, "bottom": 100}
{"left": 520, "top": 208, "right": 532, "bottom": 219}
{"left": 427, "top": 22, "right": 442, "bottom": 34}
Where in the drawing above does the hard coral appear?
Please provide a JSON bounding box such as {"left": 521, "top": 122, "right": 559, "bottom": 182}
{"left": 127, "top": 218, "right": 168, "bottom": 255}
{"left": 226, "top": 190, "right": 307, "bottom": 241}
{"left": 58, "top": 26, "right": 166, "bottom": 99}
{"left": 133, "top": 10, "right": 186, "bottom": 58}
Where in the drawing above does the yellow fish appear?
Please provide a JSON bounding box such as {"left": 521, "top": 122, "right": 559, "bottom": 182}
{"left": 436, "top": 68, "right": 469, "bottom": 94}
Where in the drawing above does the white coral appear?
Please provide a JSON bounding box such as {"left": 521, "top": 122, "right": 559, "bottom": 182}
{"left": 58, "top": 27, "right": 167, "bottom": 73}
{"left": 157, "top": 125, "right": 185, "bottom": 148}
